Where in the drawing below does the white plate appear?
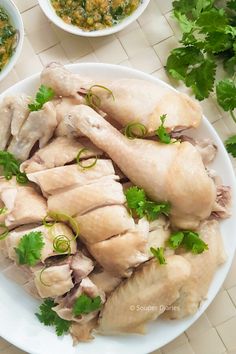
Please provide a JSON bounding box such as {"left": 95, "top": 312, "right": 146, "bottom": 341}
{"left": 0, "top": 63, "right": 235, "bottom": 354}
{"left": 37, "top": 0, "right": 150, "bottom": 37}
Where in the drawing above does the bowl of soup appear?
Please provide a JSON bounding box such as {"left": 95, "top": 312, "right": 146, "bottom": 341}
{"left": 0, "top": 0, "right": 24, "bottom": 82}
{"left": 38, "top": 0, "right": 150, "bottom": 36}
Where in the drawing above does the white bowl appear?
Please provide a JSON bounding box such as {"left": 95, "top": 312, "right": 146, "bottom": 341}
{"left": 38, "top": 0, "right": 150, "bottom": 37}
{"left": 0, "top": 63, "right": 235, "bottom": 354}
{"left": 0, "top": 0, "right": 24, "bottom": 81}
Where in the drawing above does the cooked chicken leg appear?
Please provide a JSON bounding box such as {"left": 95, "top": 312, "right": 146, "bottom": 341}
{"left": 98, "top": 255, "right": 191, "bottom": 334}
{"left": 65, "top": 105, "right": 216, "bottom": 229}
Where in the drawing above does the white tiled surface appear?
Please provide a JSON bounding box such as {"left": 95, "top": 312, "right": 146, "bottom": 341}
{"left": 0, "top": 1, "right": 236, "bottom": 353}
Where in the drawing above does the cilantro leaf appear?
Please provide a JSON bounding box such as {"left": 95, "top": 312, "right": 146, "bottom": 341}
{"left": 150, "top": 247, "right": 167, "bottom": 265}
{"left": 36, "top": 299, "right": 71, "bottom": 336}
{"left": 14, "top": 231, "right": 44, "bottom": 266}
{"left": 216, "top": 79, "right": 236, "bottom": 111}
{"left": 28, "top": 85, "right": 55, "bottom": 112}
{"left": 72, "top": 294, "right": 102, "bottom": 317}
{"left": 196, "top": 8, "right": 229, "bottom": 33}
{"left": 227, "top": 0, "right": 236, "bottom": 10}
{"left": 185, "top": 58, "right": 216, "bottom": 100}
{"left": 168, "top": 230, "right": 208, "bottom": 254}
{"left": 0, "top": 151, "right": 28, "bottom": 184}
{"left": 225, "top": 135, "right": 236, "bottom": 157}
{"left": 156, "top": 114, "right": 171, "bottom": 144}
{"left": 125, "top": 186, "right": 171, "bottom": 221}
{"left": 224, "top": 56, "right": 236, "bottom": 75}
{"left": 204, "top": 32, "right": 233, "bottom": 54}
{"left": 174, "top": 11, "right": 194, "bottom": 33}
{"left": 166, "top": 46, "right": 204, "bottom": 81}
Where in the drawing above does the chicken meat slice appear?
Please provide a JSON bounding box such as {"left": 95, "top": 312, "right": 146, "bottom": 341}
{"left": 147, "top": 217, "right": 171, "bottom": 252}
{"left": 89, "top": 270, "right": 122, "bottom": 295}
{"left": 28, "top": 159, "right": 116, "bottom": 196}
{"left": 70, "top": 318, "right": 98, "bottom": 344}
{"left": 41, "top": 63, "right": 92, "bottom": 97}
{"left": 41, "top": 63, "right": 201, "bottom": 134}
{"left": 70, "top": 251, "right": 94, "bottom": 283}
{"left": 164, "top": 220, "right": 226, "bottom": 319}
{"left": 66, "top": 105, "right": 216, "bottom": 229}
{"left": 34, "top": 264, "right": 74, "bottom": 298}
{"left": 48, "top": 177, "right": 125, "bottom": 216}
{"left": 87, "top": 218, "right": 149, "bottom": 276}
{"left": 0, "top": 178, "right": 47, "bottom": 228}
{"left": 53, "top": 277, "right": 105, "bottom": 322}
{"left": 6, "top": 222, "right": 76, "bottom": 263}
{"left": 76, "top": 205, "right": 135, "bottom": 244}
{"left": 21, "top": 136, "right": 102, "bottom": 173}
{"left": 8, "top": 102, "right": 57, "bottom": 161}
{"left": 2, "top": 263, "right": 34, "bottom": 285}
{"left": 98, "top": 255, "right": 191, "bottom": 334}
{"left": 0, "top": 97, "right": 12, "bottom": 150}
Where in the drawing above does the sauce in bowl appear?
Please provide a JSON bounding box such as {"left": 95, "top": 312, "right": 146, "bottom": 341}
{"left": 0, "top": 7, "right": 17, "bottom": 72}
{"left": 51, "top": 0, "right": 141, "bottom": 31}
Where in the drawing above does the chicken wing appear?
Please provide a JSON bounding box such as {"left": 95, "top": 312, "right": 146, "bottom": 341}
{"left": 98, "top": 255, "right": 191, "bottom": 334}
{"left": 21, "top": 136, "right": 102, "bottom": 173}
{"left": 164, "top": 220, "right": 226, "bottom": 319}
{"left": 65, "top": 105, "right": 216, "bottom": 229}
{"left": 48, "top": 177, "right": 125, "bottom": 216}
{"left": 0, "top": 97, "right": 13, "bottom": 150}
{"left": 28, "top": 159, "right": 116, "bottom": 196}
{"left": 8, "top": 102, "right": 57, "bottom": 161}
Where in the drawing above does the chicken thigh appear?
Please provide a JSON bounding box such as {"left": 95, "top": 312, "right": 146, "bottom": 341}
{"left": 164, "top": 220, "right": 226, "bottom": 319}
{"left": 98, "top": 255, "right": 191, "bottom": 334}
{"left": 66, "top": 105, "right": 216, "bottom": 229}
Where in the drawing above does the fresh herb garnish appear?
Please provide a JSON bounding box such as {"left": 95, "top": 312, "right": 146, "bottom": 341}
{"left": 225, "top": 135, "right": 236, "bottom": 157}
{"left": 14, "top": 231, "right": 45, "bottom": 266}
{"left": 0, "top": 206, "right": 7, "bottom": 215}
{"left": 125, "top": 186, "right": 170, "bottom": 221}
{"left": 168, "top": 230, "right": 208, "bottom": 254}
{"left": 0, "top": 151, "right": 28, "bottom": 184}
{"left": 124, "top": 122, "right": 147, "bottom": 139}
{"left": 43, "top": 211, "right": 79, "bottom": 239}
{"left": 72, "top": 294, "right": 102, "bottom": 317}
{"left": 76, "top": 148, "right": 98, "bottom": 169}
{"left": 53, "top": 235, "right": 71, "bottom": 254}
{"left": 28, "top": 85, "right": 55, "bottom": 112}
{"left": 156, "top": 114, "right": 171, "bottom": 144}
{"left": 166, "top": 1, "right": 236, "bottom": 156}
{"left": 0, "top": 224, "right": 9, "bottom": 240}
{"left": 85, "top": 84, "right": 114, "bottom": 110}
{"left": 36, "top": 299, "right": 71, "bottom": 336}
{"left": 150, "top": 247, "right": 167, "bottom": 264}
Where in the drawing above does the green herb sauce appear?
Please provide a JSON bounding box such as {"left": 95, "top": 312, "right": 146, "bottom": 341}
{"left": 51, "top": 0, "right": 141, "bottom": 31}
{"left": 0, "top": 7, "right": 16, "bottom": 72}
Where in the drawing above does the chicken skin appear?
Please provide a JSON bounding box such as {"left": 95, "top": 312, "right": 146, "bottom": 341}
{"left": 41, "top": 63, "right": 201, "bottom": 134}
{"left": 65, "top": 105, "right": 216, "bottom": 229}
{"left": 164, "top": 220, "right": 226, "bottom": 319}
{"left": 98, "top": 255, "right": 191, "bottom": 334}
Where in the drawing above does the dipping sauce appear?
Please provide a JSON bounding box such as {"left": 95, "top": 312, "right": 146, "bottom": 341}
{"left": 0, "top": 7, "right": 16, "bottom": 72}
{"left": 51, "top": 0, "right": 141, "bottom": 31}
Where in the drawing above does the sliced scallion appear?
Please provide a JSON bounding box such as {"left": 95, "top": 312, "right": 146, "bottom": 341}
{"left": 124, "top": 122, "right": 147, "bottom": 139}
{"left": 0, "top": 223, "right": 9, "bottom": 240}
{"left": 53, "top": 235, "right": 71, "bottom": 254}
{"left": 76, "top": 148, "right": 98, "bottom": 170}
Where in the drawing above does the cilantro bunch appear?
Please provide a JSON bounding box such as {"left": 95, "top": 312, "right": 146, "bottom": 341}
{"left": 166, "top": 0, "right": 236, "bottom": 156}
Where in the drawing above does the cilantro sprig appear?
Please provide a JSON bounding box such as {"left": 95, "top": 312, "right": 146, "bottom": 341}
{"left": 225, "top": 135, "right": 236, "bottom": 157}
{"left": 36, "top": 299, "right": 71, "bottom": 336}
{"left": 28, "top": 85, "right": 55, "bottom": 112}
{"left": 150, "top": 247, "right": 167, "bottom": 264}
{"left": 125, "top": 186, "right": 170, "bottom": 221}
{"left": 168, "top": 230, "right": 208, "bottom": 254}
{"left": 14, "top": 231, "right": 45, "bottom": 266}
{"left": 166, "top": 0, "right": 236, "bottom": 156}
{"left": 0, "top": 151, "right": 28, "bottom": 184}
{"left": 156, "top": 114, "right": 171, "bottom": 144}
{"left": 72, "top": 294, "right": 102, "bottom": 316}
